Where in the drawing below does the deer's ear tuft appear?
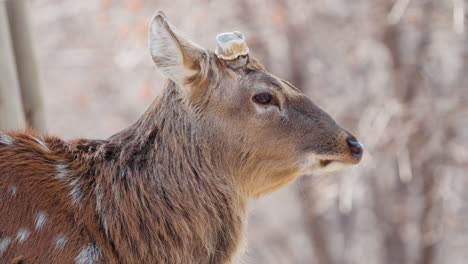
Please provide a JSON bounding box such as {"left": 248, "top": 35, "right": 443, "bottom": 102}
{"left": 149, "top": 11, "right": 205, "bottom": 88}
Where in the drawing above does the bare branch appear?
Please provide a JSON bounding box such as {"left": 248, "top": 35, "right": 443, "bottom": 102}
{"left": 387, "top": 0, "right": 412, "bottom": 25}
{"left": 452, "top": 0, "right": 465, "bottom": 35}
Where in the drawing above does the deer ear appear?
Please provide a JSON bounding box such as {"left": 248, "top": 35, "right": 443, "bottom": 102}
{"left": 149, "top": 11, "right": 206, "bottom": 88}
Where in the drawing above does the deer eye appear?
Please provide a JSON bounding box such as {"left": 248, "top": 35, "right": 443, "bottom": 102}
{"left": 253, "top": 93, "right": 273, "bottom": 105}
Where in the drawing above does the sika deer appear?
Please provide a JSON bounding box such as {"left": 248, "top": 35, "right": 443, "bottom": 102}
{"left": 0, "top": 11, "right": 363, "bottom": 264}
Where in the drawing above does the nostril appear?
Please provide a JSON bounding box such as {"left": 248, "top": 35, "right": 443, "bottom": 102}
{"left": 346, "top": 137, "right": 363, "bottom": 160}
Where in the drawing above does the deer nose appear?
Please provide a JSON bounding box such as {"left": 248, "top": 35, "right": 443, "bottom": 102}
{"left": 346, "top": 136, "right": 363, "bottom": 161}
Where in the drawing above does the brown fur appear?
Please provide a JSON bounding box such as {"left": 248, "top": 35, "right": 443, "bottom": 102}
{"left": 0, "top": 11, "right": 362, "bottom": 264}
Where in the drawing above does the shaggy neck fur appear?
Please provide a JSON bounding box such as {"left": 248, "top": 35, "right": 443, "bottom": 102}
{"left": 71, "top": 82, "right": 248, "bottom": 263}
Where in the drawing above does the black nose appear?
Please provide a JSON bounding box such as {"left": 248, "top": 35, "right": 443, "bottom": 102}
{"left": 346, "top": 137, "right": 363, "bottom": 161}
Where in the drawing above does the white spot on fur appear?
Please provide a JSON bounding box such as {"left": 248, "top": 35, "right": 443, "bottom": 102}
{"left": 33, "top": 136, "right": 50, "bottom": 151}
{"left": 95, "top": 186, "right": 109, "bottom": 234}
{"left": 95, "top": 187, "right": 103, "bottom": 212}
{"left": 111, "top": 182, "right": 120, "bottom": 200}
{"left": 35, "top": 211, "right": 48, "bottom": 230}
{"left": 16, "top": 229, "right": 30, "bottom": 243}
{"left": 10, "top": 185, "right": 17, "bottom": 196}
{"left": 54, "top": 235, "right": 68, "bottom": 250}
{"left": 56, "top": 163, "right": 68, "bottom": 179}
{"left": 0, "top": 238, "right": 11, "bottom": 256}
{"left": 0, "top": 134, "right": 13, "bottom": 145}
{"left": 70, "top": 177, "right": 83, "bottom": 204}
{"left": 75, "top": 243, "right": 102, "bottom": 264}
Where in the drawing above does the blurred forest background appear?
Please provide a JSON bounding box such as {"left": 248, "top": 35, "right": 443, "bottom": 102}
{"left": 1, "top": 0, "right": 468, "bottom": 263}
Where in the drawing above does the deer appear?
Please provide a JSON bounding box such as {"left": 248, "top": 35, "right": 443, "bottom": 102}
{"left": 0, "top": 11, "right": 363, "bottom": 264}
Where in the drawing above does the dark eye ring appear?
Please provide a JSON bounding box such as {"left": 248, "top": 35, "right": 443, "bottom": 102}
{"left": 253, "top": 93, "right": 273, "bottom": 105}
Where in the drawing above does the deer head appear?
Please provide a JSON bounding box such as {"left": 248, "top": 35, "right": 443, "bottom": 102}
{"left": 149, "top": 11, "right": 363, "bottom": 198}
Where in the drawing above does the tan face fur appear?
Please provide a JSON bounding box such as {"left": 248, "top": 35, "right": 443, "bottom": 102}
{"left": 149, "top": 11, "right": 363, "bottom": 198}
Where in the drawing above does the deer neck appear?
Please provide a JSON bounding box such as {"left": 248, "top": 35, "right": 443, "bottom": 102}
{"left": 79, "top": 82, "right": 248, "bottom": 262}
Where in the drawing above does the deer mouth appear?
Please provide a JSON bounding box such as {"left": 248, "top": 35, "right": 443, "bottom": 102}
{"left": 319, "top": 159, "right": 333, "bottom": 167}
{"left": 300, "top": 154, "right": 354, "bottom": 175}
{"left": 314, "top": 159, "right": 351, "bottom": 175}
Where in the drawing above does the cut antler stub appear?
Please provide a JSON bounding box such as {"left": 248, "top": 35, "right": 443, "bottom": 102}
{"left": 215, "top": 32, "right": 249, "bottom": 60}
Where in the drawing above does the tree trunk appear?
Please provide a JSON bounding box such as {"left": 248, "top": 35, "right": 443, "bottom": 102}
{"left": 297, "top": 177, "right": 334, "bottom": 264}
{"left": 6, "top": 0, "right": 46, "bottom": 132}
{"left": 0, "top": 0, "right": 26, "bottom": 130}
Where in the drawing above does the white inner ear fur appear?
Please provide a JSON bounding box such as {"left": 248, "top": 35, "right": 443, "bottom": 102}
{"left": 148, "top": 12, "right": 202, "bottom": 87}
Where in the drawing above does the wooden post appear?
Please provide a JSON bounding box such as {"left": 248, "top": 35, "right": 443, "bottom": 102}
{"left": 6, "top": 0, "right": 46, "bottom": 132}
{"left": 0, "top": 0, "right": 26, "bottom": 130}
